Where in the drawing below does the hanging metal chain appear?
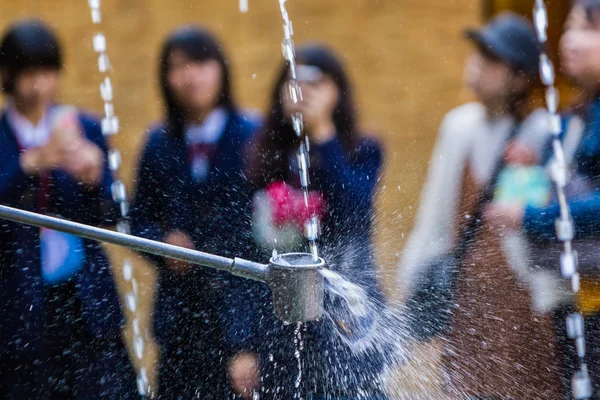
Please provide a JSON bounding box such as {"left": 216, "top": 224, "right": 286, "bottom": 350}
{"left": 533, "top": 1, "right": 592, "bottom": 398}
{"left": 277, "top": 0, "right": 320, "bottom": 260}
{"left": 86, "top": 1, "right": 150, "bottom": 396}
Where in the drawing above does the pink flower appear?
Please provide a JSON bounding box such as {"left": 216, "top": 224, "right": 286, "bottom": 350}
{"left": 265, "top": 181, "right": 325, "bottom": 228}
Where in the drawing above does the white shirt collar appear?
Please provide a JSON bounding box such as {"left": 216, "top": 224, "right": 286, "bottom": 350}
{"left": 6, "top": 105, "right": 52, "bottom": 149}
{"left": 185, "top": 107, "right": 228, "bottom": 145}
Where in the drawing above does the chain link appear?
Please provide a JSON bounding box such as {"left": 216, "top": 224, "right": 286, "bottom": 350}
{"left": 533, "top": 1, "right": 592, "bottom": 398}
{"left": 277, "top": 0, "right": 320, "bottom": 259}
{"left": 86, "top": 1, "right": 150, "bottom": 396}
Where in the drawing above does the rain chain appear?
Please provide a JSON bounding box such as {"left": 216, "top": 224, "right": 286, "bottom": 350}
{"left": 534, "top": 1, "right": 592, "bottom": 398}
{"left": 86, "top": 0, "right": 150, "bottom": 396}
{"left": 277, "top": 0, "right": 320, "bottom": 260}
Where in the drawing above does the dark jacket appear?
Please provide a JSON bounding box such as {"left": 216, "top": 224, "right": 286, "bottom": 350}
{"left": 524, "top": 98, "right": 600, "bottom": 241}
{"left": 129, "top": 112, "right": 259, "bottom": 361}
{"left": 249, "top": 136, "right": 388, "bottom": 398}
{"left": 0, "top": 110, "right": 124, "bottom": 357}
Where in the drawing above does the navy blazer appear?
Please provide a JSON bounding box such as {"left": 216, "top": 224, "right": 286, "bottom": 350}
{"left": 250, "top": 136, "right": 388, "bottom": 398}
{"left": 525, "top": 98, "right": 600, "bottom": 241}
{"left": 130, "top": 112, "right": 260, "bottom": 353}
{"left": 0, "top": 110, "right": 124, "bottom": 359}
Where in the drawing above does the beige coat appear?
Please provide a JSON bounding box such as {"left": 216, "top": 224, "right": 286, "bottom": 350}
{"left": 399, "top": 103, "right": 565, "bottom": 399}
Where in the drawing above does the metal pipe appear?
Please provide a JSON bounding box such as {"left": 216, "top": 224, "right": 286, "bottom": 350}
{"left": 0, "top": 204, "right": 326, "bottom": 322}
{"left": 0, "top": 204, "right": 269, "bottom": 282}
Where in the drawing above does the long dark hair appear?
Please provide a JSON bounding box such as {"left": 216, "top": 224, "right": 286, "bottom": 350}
{"left": 159, "top": 25, "right": 235, "bottom": 137}
{"left": 0, "top": 19, "right": 62, "bottom": 95}
{"left": 566, "top": 0, "right": 600, "bottom": 113}
{"left": 576, "top": 0, "right": 600, "bottom": 18}
{"left": 247, "top": 43, "right": 359, "bottom": 186}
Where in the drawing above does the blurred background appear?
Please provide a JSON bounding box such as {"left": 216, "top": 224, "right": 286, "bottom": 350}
{"left": 0, "top": 0, "right": 572, "bottom": 397}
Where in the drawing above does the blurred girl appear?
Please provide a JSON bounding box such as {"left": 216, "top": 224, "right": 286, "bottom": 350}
{"left": 0, "top": 20, "right": 137, "bottom": 399}
{"left": 236, "top": 43, "right": 387, "bottom": 400}
{"left": 398, "top": 13, "right": 564, "bottom": 399}
{"left": 490, "top": 1, "right": 600, "bottom": 396}
{"left": 130, "top": 26, "right": 259, "bottom": 399}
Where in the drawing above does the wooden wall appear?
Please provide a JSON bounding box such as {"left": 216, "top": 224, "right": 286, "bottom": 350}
{"left": 1, "top": 0, "right": 566, "bottom": 395}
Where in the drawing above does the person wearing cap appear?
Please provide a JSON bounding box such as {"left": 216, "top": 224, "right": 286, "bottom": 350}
{"left": 0, "top": 20, "right": 138, "bottom": 398}
{"left": 397, "top": 12, "right": 564, "bottom": 398}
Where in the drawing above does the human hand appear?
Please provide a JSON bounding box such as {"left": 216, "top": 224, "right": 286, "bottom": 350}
{"left": 504, "top": 141, "right": 539, "bottom": 166}
{"left": 228, "top": 352, "right": 260, "bottom": 399}
{"left": 485, "top": 203, "right": 525, "bottom": 230}
{"left": 163, "top": 230, "right": 196, "bottom": 274}
{"left": 60, "top": 141, "right": 104, "bottom": 186}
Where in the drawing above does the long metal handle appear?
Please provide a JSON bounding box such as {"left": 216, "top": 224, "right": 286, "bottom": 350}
{"left": 0, "top": 204, "right": 269, "bottom": 282}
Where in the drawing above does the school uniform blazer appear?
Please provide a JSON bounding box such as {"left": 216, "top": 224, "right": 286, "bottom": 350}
{"left": 0, "top": 110, "right": 124, "bottom": 359}
{"left": 130, "top": 111, "right": 260, "bottom": 353}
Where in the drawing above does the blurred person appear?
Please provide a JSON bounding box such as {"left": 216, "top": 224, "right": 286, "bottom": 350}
{"left": 397, "top": 13, "right": 565, "bottom": 399}
{"left": 488, "top": 1, "right": 600, "bottom": 397}
{"left": 129, "top": 26, "right": 260, "bottom": 399}
{"left": 0, "top": 20, "right": 138, "bottom": 399}
{"left": 229, "top": 43, "right": 387, "bottom": 400}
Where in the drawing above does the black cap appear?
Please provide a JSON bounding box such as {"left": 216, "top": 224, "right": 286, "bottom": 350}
{"left": 466, "top": 12, "right": 541, "bottom": 77}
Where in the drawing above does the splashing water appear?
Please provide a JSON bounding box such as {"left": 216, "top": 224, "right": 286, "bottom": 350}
{"left": 320, "top": 268, "right": 411, "bottom": 365}
{"left": 293, "top": 322, "right": 304, "bottom": 399}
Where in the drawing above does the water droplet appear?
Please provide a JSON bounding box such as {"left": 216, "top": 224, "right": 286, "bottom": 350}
{"left": 539, "top": 54, "right": 555, "bottom": 86}
{"left": 91, "top": 9, "right": 102, "bottom": 24}
{"left": 134, "top": 335, "right": 144, "bottom": 359}
{"left": 108, "top": 150, "right": 121, "bottom": 171}
{"left": 284, "top": 21, "right": 294, "bottom": 39}
{"left": 304, "top": 216, "right": 319, "bottom": 241}
{"left": 292, "top": 112, "right": 303, "bottom": 136}
{"left": 281, "top": 38, "right": 295, "bottom": 61}
{"left": 546, "top": 87, "right": 559, "bottom": 114}
{"left": 136, "top": 368, "right": 148, "bottom": 395}
{"left": 120, "top": 201, "right": 130, "bottom": 217}
{"left": 98, "top": 53, "right": 110, "bottom": 72}
{"left": 122, "top": 260, "right": 133, "bottom": 281}
{"left": 297, "top": 146, "right": 309, "bottom": 188}
{"left": 572, "top": 368, "right": 592, "bottom": 399}
{"left": 100, "top": 77, "right": 113, "bottom": 102}
{"left": 93, "top": 33, "right": 106, "bottom": 53}
{"left": 533, "top": 0, "right": 548, "bottom": 43}
{"left": 132, "top": 278, "right": 138, "bottom": 296}
{"left": 287, "top": 79, "right": 302, "bottom": 104}
{"left": 111, "top": 181, "right": 126, "bottom": 202}
{"left": 102, "top": 115, "right": 119, "bottom": 135}
{"left": 126, "top": 292, "right": 137, "bottom": 312}
{"left": 132, "top": 317, "right": 141, "bottom": 336}
{"left": 117, "top": 220, "right": 130, "bottom": 234}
